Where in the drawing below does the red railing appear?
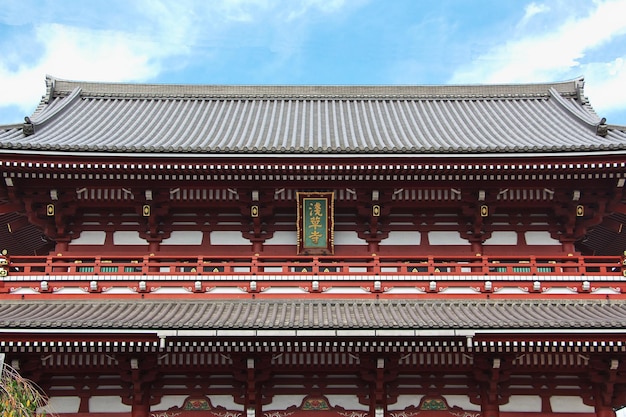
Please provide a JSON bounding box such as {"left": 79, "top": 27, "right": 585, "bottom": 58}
{"left": 1, "top": 254, "right": 623, "bottom": 279}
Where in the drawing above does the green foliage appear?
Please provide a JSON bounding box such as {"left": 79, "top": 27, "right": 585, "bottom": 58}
{"left": 0, "top": 365, "right": 47, "bottom": 417}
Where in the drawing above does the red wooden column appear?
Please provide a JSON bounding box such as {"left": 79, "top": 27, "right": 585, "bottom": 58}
{"left": 473, "top": 355, "right": 508, "bottom": 417}
{"left": 595, "top": 405, "right": 616, "bottom": 417}
{"left": 233, "top": 355, "right": 272, "bottom": 417}
{"left": 131, "top": 396, "right": 151, "bottom": 417}
{"left": 121, "top": 357, "right": 157, "bottom": 417}
{"left": 54, "top": 238, "right": 70, "bottom": 253}
{"left": 130, "top": 357, "right": 150, "bottom": 417}
{"left": 481, "top": 402, "right": 499, "bottom": 417}
{"left": 589, "top": 357, "right": 623, "bottom": 417}
{"left": 358, "top": 356, "right": 397, "bottom": 417}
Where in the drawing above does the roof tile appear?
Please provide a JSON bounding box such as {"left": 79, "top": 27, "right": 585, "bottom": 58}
{"left": 2, "top": 77, "right": 625, "bottom": 155}
{"left": 1, "top": 300, "right": 625, "bottom": 331}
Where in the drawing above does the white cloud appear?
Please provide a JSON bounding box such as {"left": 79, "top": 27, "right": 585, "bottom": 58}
{"left": 0, "top": 23, "right": 164, "bottom": 114}
{"left": 581, "top": 56, "right": 626, "bottom": 118}
{"left": 0, "top": 0, "right": 352, "bottom": 119}
{"left": 285, "top": 0, "right": 349, "bottom": 20}
{"left": 449, "top": 0, "right": 626, "bottom": 118}
{"left": 452, "top": 0, "right": 626, "bottom": 83}
{"left": 519, "top": 2, "right": 550, "bottom": 26}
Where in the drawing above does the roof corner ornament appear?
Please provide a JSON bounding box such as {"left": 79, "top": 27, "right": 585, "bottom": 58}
{"left": 575, "top": 78, "right": 587, "bottom": 104}
{"left": 596, "top": 117, "right": 608, "bottom": 137}
{"left": 22, "top": 116, "right": 34, "bottom": 136}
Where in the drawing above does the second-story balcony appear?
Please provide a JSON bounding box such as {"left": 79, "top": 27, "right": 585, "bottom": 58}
{"left": 1, "top": 254, "right": 624, "bottom": 300}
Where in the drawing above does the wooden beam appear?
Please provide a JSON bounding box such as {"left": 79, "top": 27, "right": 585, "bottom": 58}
{"left": 7, "top": 216, "right": 30, "bottom": 233}
{"left": 0, "top": 203, "right": 22, "bottom": 215}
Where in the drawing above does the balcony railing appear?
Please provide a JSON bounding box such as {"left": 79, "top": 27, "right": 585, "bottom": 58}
{"left": 1, "top": 254, "right": 623, "bottom": 279}
{"left": 1, "top": 254, "right": 624, "bottom": 299}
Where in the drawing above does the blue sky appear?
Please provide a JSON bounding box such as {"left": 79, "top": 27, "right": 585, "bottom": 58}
{"left": 1, "top": 0, "right": 626, "bottom": 125}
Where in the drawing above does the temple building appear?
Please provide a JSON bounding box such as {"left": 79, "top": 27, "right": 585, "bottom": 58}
{"left": 1, "top": 76, "right": 626, "bottom": 417}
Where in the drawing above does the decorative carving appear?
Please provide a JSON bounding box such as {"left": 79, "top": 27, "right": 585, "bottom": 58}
{"left": 337, "top": 411, "right": 368, "bottom": 417}
{"left": 151, "top": 412, "right": 181, "bottom": 417}
{"left": 23, "top": 117, "right": 35, "bottom": 136}
{"left": 387, "top": 397, "right": 480, "bottom": 417}
{"left": 388, "top": 408, "right": 420, "bottom": 417}
{"left": 183, "top": 398, "right": 211, "bottom": 411}
{"left": 151, "top": 396, "right": 243, "bottom": 417}
{"left": 214, "top": 412, "right": 243, "bottom": 417}
{"left": 264, "top": 411, "right": 295, "bottom": 417}
{"left": 420, "top": 398, "right": 447, "bottom": 410}
{"left": 301, "top": 396, "right": 330, "bottom": 411}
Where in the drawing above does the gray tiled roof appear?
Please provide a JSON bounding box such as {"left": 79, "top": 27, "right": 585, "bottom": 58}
{"left": 1, "top": 76, "right": 625, "bottom": 155}
{"left": 1, "top": 299, "right": 625, "bottom": 331}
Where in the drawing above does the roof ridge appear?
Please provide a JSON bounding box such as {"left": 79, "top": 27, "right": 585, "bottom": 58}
{"left": 46, "top": 75, "right": 583, "bottom": 100}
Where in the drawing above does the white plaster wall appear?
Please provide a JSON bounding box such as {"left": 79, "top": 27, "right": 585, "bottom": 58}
{"left": 41, "top": 396, "right": 80, "bottom": 413}
{"left": 551, "top": 396, "right": 594, "bottom": 413}
{"left": 264, "top": 231, "right": 297, "bottom": 245}
{"left": 210, "top": 395, "right": 243, "bottom": 411}
{"left": 70, "top": 231, "right": 106, "bottom": 245}
{"left": 392, "top": 395, "right": 423, "bottom": 411}
{"left": 525, "top": 231, "right": 561, "bottom": 245}
{"left": 161, "top": 230, "right": 204, "bottom": 245}
{"left": 89, "top": 396, "right": 131, "bottom": 412}
{"left": 442, "top": 395, "right": 480, "bottom": 411}
{"left": 499, "top": 395, "right": 541, "bottom": 412}
{"left": 113, "top": 231, "right": 147, "bottom": 245}
{"left": 383, "top": 231, "right": 421, "bottom": 245}
{"left": 335, "top": 231, "right": 365, "bottom": 245}
{"left": 483, "top": 231, "right": 518, "bottom": 245}
{"left": 428, "top": 231, "right": 467, "bottom": 245}
{"left": 325, "top": 395, "right": 368, "bottom": 411}
{"left": 209, "top": 231, "right": 249, "bottom": 245}
{"left": 266, "top": 394, "right": 304, "bottom": 411}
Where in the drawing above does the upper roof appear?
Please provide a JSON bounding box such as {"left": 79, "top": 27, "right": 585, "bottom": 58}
{"left": 1, "top": 76, "right": 625, "bottom": 156}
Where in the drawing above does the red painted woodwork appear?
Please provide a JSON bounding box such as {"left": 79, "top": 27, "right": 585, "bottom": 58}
{"left": 4, "top": 253, "right": 622, "bottom": 278}
{"left": 146, "top": 395, "right": 488, "bottom": 417}
{"left": 1, "top": 253, "right": 623, "bottom": 300}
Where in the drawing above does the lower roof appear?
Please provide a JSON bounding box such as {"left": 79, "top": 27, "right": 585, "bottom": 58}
{"left": 1, "top": 299, "right": 624, "bottom": 333}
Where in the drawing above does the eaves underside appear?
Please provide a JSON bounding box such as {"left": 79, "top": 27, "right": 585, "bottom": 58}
{"left": 2, "top": 151, "right": 625, "bottom": 174}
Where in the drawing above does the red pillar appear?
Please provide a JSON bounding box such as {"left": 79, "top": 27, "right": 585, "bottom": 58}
{"left": 129, "top": 360, "right": 152, "bottom": 417}
{"left": 54, "top": 239, "right": 69, "bottom": 253}
{"left": 470, "top": 239, "right": 483, "bottom": 256}
{"left": 148, "top": 239, "right": 160, "bottom": 254}
{"left": 481, "top": 402, "right": 499, "bottom": 417}
{"left": 595, "top": 405, "right": 616, "bottom": 417}
{"left": 131, "top": 397, "right": 150, "bottom": 417}
{"left": 252, "top": 240, "right": 263, "bottom": 254}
